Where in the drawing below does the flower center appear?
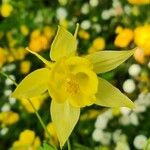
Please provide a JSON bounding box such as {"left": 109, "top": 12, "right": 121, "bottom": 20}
{"left": 65, "top": 77, "right": 79, "bottom": 95}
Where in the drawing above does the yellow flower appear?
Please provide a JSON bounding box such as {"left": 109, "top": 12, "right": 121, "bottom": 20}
{"left": 93, "top": 37, "right": 105, "bottom": 50}
{"left": 43, "top": 26, "right": 55, "bottom": 41}
{"left": 20, "top": 61, "right": 31, "bottom": 74}
{"left": 0, "top": 3, "right": 13, "bottom": 17}
{"left": 0, "top": 47, "right": 7, "bottom": 67}
{"left": 78, "top": 29, "right": 90, "bottom": 40}
{"left": 134, "top": 47, "right": 145, "bottom": 64}
{"left": 19, "top": 95, "right": 46, "bottom": 113}
{"left": 134, "top": 25, "right": 150, "bottom": 56}
{"left": 128, "top": 0, "right": 150, "bottom": 5}
{"left": 0, "top": 111, "right": 19, "bottom": 125}
{"left": 12, "top": 24, "right": 135, "bottom": 147}
{"left": 115, "top": 28, "right": 134, "bottom": 48}
{"left": 20, "top": 25, "right": 29, "bottom": 36}
{"left": 45, "top": 123, "right": 59, "bottom": 146}
{"left": 12, "top": 129, "right": 41, "bottom": 150}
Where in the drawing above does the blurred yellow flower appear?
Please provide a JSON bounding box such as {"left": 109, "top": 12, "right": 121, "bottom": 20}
{"left": 115, "top": 28, "right": 134, "bottom": 47}
{"left": 128, "top": 0, "right": 150, "bottom": 5}
{"left": 88, "top": 37, "right": 105, "bottom": 53}
{"left": 93, "top": 37, "right": 105, "bottom": 50}
{"left": 20, "top": 25, "right": 29, "bottom": 36}
{"left": 134, "top": 47, "right": 145, "bottom": 64}
{"left": 20, "top": 61, "right": 31, "bottom": 74}
{"left": 0, "top": 111, "right": 19, "bottom": 125}
{"left": 43, "top": 26, "right": 55, "bottom": 40}
{"left": 0, "top": 3, "right": 13, "bottom": 17}
{"left": 19, "top": 94, "right": 46, "bottom": 113}
{"left": 134, "top": 25, "right": 150, "bottom": 56}
{"left": 115, "top": 26, "right": 123, "bottom": 34}
{"left": 78, "top": 29, "right": 90, "bottom": 40}
{"left": 12, "top": 129, "right": 41, "bottom": 150}
{"left": 29, "top": 28, "right": 51, "bottom": 52}
{"left": 45, "top": 123, "right": 59, "bottom": 146}
{"left": 0, "top": 47, "right": 7, "bottom": 67}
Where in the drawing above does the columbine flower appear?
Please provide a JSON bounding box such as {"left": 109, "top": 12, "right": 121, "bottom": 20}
{"left": 12, "top": 24, "right": 135, "bottom": 147}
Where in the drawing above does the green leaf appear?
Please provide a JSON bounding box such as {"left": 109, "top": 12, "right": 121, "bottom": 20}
{"left": 12, "top": 68, "right": 50, "bottom": 99}
{"left": 85, "top": 49, "right": 135, "bottom": 74}
{"left": 51, "top": 100, "right": 80, "bottom": 148}
{"left": 50, "top": 26, "right": 77, "bottom": 61}
{"left": 95, "top": 77, "right": 135, "bottom": 108}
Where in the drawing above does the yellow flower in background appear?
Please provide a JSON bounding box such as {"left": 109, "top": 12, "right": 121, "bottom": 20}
{"left": 93, "top": 37, "right": 105, "bottom": 50}
{"left": 115, "top": 26, "right": 123, "bottom": 34}
{"left": 114, "top": 28, "right": 134, "bottom": 48}
{"left": 0, "top": 111, "right": 19, "bottom": 125}
{"left": 45, "top": 123, "right": 59, "bottom": 146}
{"left": 43, "top": 26, "right": 55, "bottom": 40}
{"left": 0, "top": 47, "right": 7, "bottom": 68}
{"left": 20, "top": 25, "right": 29, "bottom": 36}
{"left": 134, "top": 24, "right": 150, "bottom": 56}
{"left": 20, "top": 60, "right": 31, "bottom": 74}
{"left": 128, "top": 0, "right": 150, "bottom": 5}
{"left": 19, "top": 94, "right": 47, "bottom": 113}
{"left": 12, "top": 129, "right": 41, "bottom": 150}
{"left": 0, "top": 3, "right": 13, "bottom": 17}
{"left": 78, "top": 29, "right": 90, "bottom": 40}
{"left": 12, "top": 24, "right": 135, "bottom": 147}
{"left": 134, "top": 47, "right": 145, "bottom": 64}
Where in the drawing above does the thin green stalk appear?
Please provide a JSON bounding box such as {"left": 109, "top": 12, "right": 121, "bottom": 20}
{"left": 67, "top": 139, "right": 71, "bottom": 150}
{"left": 74, "top": 23, "right": 79, "bottom": 38}
{"left": 0, "top": 71, "right": 57, "bottom": 150}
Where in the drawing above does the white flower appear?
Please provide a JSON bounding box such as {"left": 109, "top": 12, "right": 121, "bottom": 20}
{"left": 112, "top": 0, "right": 121, "bottom": 8}
{"left": 0, "top": 128, "right": 8, "bottom": 136}
{"left": 1, "top": 103, "right": 11, "bottom": 112}
{"left": 81, "top": 20, "right": 91, "bottom": 30}
{"left": 9, "top": 97, "right": 16, "bottom": 105}
{"left": 133, "top": 135, "right": 147, "bottom": 150}
{"left": 119, "top": 115, "right": 130, "bottom": 126}
{"left": 89, "top": 0, "right": 99, "bottom": 7}
{"left": 95, "top": 115, "right": 108, "bottom": 129}
{"left": 81, "top": 3, "right": 90, "bottom": 14}
{"left": 128, "top": 64, "right": 141, "bottom": 77}
{"left": 5, "top": 75, "right": 15, "bottom": 85}
{"left": 115, "top": 141, "right": 130, "bottom": 150}
{"left": 101, "top": 10, "right": 111, "bottom": 20}
{"left": 124, "top": 5, "right": 131, "bottom": 15}
{"left": 92, "top": 24, "right": 102, "bottom": 32}
{"left": 92, "top": 129, "right": 103, "bottom": 142}
{"left": 129, "top": 112, "right": 139, "bottom": 126}
{"left": 4, "top": 89, "right": 12, "bottom": 97}
{"left": 123, "top": 79, "right": 136, "bottom": 94}
{"left": 99, "top": 131, "right": 111, "bottom": 145}
{"left": 120, "top": 107, "right": 131, "bottom": 115}
{"left": 56, "top": 7, "right": 67, "bottom": 20}
{"left": 113, "top": 130, "right": 122, "bottom": 143}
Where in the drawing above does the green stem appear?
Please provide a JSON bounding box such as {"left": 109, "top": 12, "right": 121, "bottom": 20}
{"left": 67, "top": 139, "right": 71, "bottom": 150}
{"left": 74, "top": 23, "right": 79, "bottom": 38}
{"left": 0, "top": 71, "right": 57, "bottom": 150}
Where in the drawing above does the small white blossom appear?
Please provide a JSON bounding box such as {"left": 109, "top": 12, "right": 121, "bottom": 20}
{"left": 4, "top": 90, "right": 12, "bottom": 97}
{"left": 9, "top": 97, "right": 16, "bottom": 105}
{"left": 128, "top": 64, "right": 141, "bottom": 77}
{"left": 0, "top": 128, "right": 8, "bottom": 136}
{"left": 123, "top": 79, "right": 136, "bottom": 94}
{"left": 95, "top": 115, "right": 108, "bottom": 129}
{"left": 129, "top": 112, "right": 139, "bottom": 126}
{"left": 81, "top": 3, "right": 90, "bottom": 14}
{"left": 115, "top": 141, "right": 130, "bottom": 150}
{"left": 89, "top": 0, "right": 99, "bottom": 7}
{"left": 133, "top": 135, "right": 147, "bottom": 149}
{"left": 119, "top": 115, "right": 130, "bottom": 126}
{"left": 1, "top": 103, "right": 11, "bottom": 112}
{"left": 120, "top": 107, "right": 131, "bottom": 115}
{"left": 56, "top": 7, "right": 68, "bottom": 20}
{"left": 81, "top": 20, "right": 91, "bottom": 30}
{"left": 92, "top": 129, "right": 103, "bottom": 142}
{"left": 101, "top": 10, "right": 111, "bottom": 20}
{"left": 113, "top": 130, "right": 122, "bottom": 143}
{"left": 99, "top": 131, "right": 111, "bottom": 145}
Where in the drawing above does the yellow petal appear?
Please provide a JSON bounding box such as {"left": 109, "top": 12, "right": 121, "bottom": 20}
{"left": 50, "top": 100, "right": 80, "bottom": 148}
{"left": 12, "top": 68, "right": 50, "bottom": 99}
{"left": 85, "top": 49, "right": 135, "bottom": 73}
{"left": 95, "top": 77, "right": 135, "bottom": 108}
{"left": 50, "top": 26, "right": 77, "bottom": 61}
